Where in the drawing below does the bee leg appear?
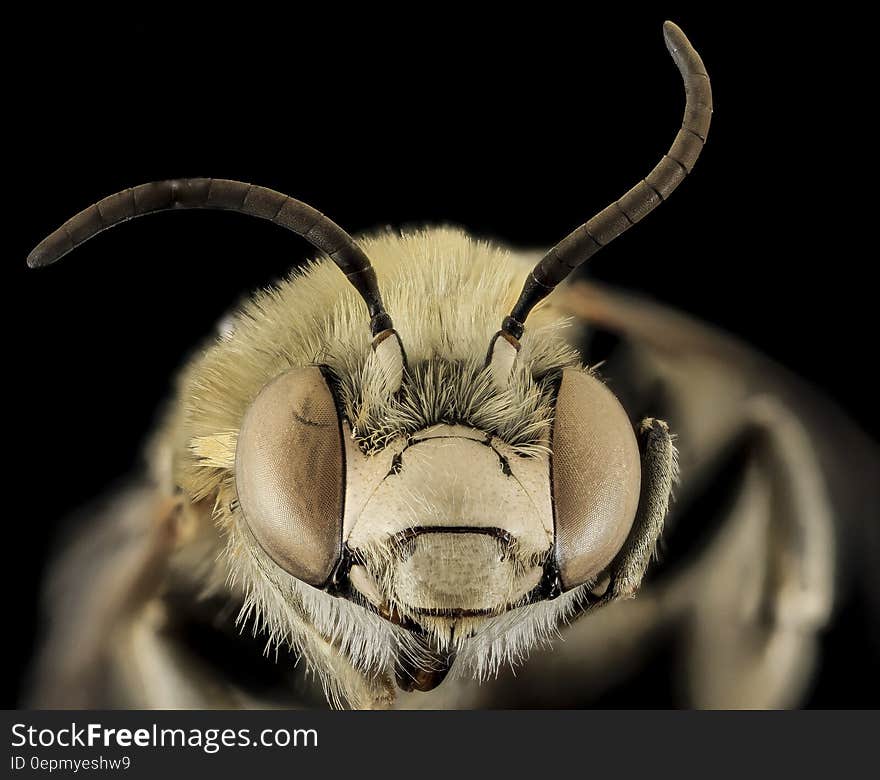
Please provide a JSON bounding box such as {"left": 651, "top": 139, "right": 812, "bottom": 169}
{"left": 676, "top": 396, "right": 834, "bottom": 708}
{"left": 608, "top": 417, "right": 678, "bottom": 600}
{"left": 562, "top": 418, "right": 676, "bottom": 621}
{"left": 27, "top": 485, "right": 184, "bottom": 707}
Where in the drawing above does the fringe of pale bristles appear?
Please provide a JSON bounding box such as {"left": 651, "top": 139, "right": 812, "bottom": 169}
{"left": 182, "top": 477, "right": 597, "bottom": 707}
{"left": 219, "top": 500, "right": 597, "bottom": 703}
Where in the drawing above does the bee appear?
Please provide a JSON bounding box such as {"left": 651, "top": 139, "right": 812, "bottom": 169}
{"left": 26, "top": 22, "right": 865, "bottom": 710}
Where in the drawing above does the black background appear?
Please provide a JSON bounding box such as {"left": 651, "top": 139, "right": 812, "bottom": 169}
{"left": 6, "top": 10, "right": 872, "bottom": 706}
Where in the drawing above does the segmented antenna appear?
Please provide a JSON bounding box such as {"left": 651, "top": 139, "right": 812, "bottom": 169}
{"left": 27, "top": 178, "right": 393, "bottom": 336}
{"left": 501, "top": 21, "right": 712, "bottom": 340}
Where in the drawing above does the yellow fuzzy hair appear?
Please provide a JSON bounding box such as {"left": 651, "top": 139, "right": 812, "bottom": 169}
{"left": 173, "top": 226, "right": 578, "bottom": 502}
{"left": 156, "top": 226, "right": 591, "bottom": 706}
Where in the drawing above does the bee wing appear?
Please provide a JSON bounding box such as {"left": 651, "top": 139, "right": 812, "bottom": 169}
{"left": 447, "top": 280, "right": 879, "bottom": 708}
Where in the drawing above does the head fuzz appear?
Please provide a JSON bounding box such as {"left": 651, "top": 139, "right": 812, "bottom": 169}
{"left": 177, "top": 227, "right": 579, "bottom": 504}
{"left": 173, "top": 228, "right": 627, "bottom": 702}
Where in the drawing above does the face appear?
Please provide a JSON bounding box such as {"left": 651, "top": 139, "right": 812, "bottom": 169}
{"left": 234, "top": 362, "right": 642, "bottom": 644}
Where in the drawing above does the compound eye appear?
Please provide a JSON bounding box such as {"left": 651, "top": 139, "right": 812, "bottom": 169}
{"left": 234, "top": 366, "right": 344, "bottom": 587}
{"left": 552, "top": 368, "right": 641, "bottom": 590}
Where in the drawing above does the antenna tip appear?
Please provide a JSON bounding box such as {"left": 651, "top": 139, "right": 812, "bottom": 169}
{"left": 663, "top": 20, "right": 685, "bottom": 48}
{"left": 26, "top": 249, "right": 45, "bottom": 269}
{"left": 27, "top": 236, "right": 66, "bottom": 268}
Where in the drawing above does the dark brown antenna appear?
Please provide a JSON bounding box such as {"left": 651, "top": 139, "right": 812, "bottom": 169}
{"left": 27, "top": 178, "right": 393, "bottom": 336}
{"left": 501, "top": 21, "right": 712, "bottom": 340}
